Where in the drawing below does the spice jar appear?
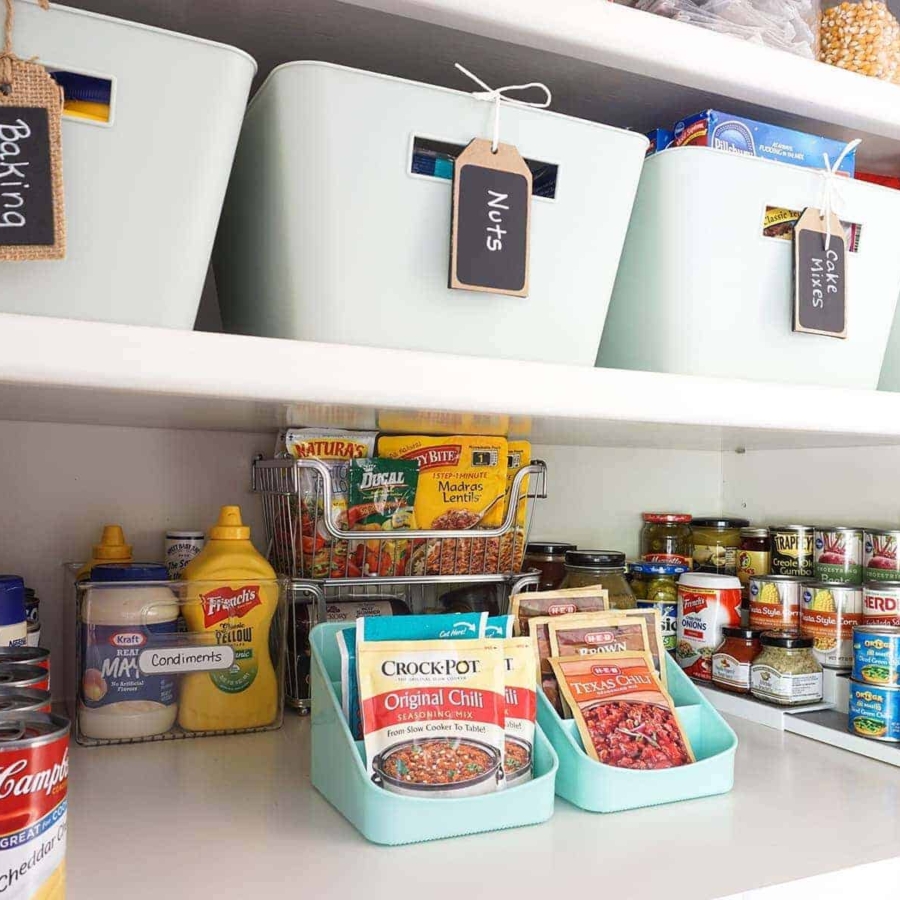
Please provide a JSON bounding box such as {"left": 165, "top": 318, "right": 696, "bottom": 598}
{"left": 750, "top": 631, "right": 823, "bottom": 706}
{"left": 640, "top": 513, "right": 692, "bottom": 566}
{"left": 523, "top": 541, "right": 577, "bottom": 592}
{"left": 819, "top": 0, "right": 900, "bottom": 83}
{"left": 737, "top": 528, "right": 771, "bottom": 589}
{"left": 691, "top": 518, "right": 749, "bottom": 576}
{"left": 561, "top": 551, "right": 635, "bottom": 610}
{"left": 712, "top": 626, "right": 763, "bottom": 694}
{"left": 629, "top": 561, "right": 688, "bottom": 653}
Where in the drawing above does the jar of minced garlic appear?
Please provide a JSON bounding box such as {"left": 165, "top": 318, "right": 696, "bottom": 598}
{"left": 819, "top": 0, "right": 900, "bottom": 83}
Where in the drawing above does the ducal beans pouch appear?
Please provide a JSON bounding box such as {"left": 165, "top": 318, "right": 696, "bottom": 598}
{"left": 502, "top": 638, "right": 537, "bottom": 786}
{"left": 347, "top": 458, "right": 419, "bottom": 530}
{"left": 357, "top": 639, "right": 507, "bottom": 798}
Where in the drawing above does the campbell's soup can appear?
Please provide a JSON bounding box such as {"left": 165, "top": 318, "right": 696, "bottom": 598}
{"left": 0, "top": 647, "right": 50, "bottom": 688}
{"left": 800, "top": 581, "right": 862, "bottom": 669}
{"left": 676, "top": 573, "right": 742, "bottom": 681}
{"left": 770, "top": 525, "right": 814, "bottom": 577}
{"left": 864, "top": 530, "right": 900, "bottom": 582}
{"left": 0, "top": 688, "right": 52, "bottom": 714}
{"left": 862, "top": 582, "right": 900, "bottom": 627}
{"left": 0, "top": 713, "right": 69, "bottom": 898}
{"left": 0, "top": 664, "right": 49, "bottom": 693}
{"left": 814, "top": 526, "right": 863, "bottom": 584}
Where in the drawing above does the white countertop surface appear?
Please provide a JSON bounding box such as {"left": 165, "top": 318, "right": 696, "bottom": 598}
{"left": 68, "top": 714, "right": 900, "bottom": 899}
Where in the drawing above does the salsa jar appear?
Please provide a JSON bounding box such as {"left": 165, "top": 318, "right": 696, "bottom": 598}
{"left": 560, "top": 550, "right": 635, "bottom": 610}
{"left": 862, "top": 581, "right": 900, "bottom": 627}
{"left": 676, "top": 572, "right": 742, "bottom": 681}
{"left": 770, "top": 525, "right": 815, "bottom": 577}
{"left": 750, "top": 631, "right": 823, "bottom": 706}
{"left": 629, "top": 561, "right": 689, "bottom": 653}
{"left": 864, "top": 529, "right": 900, "bottom": 582}
{"left": 748, "top": 574, "right": 805, "bottom": 631}
{"left": 737, "top": 528, "right": 771, "bottom": 588}
{"left": 691, "top": 518, "right": 749, "bottom": 576}
{"left": 800, "top": 581, "right": 862, "bottom": 669}
{"left": 814, "top": 527, "right": 863, "bottom": 584}
{"left": 712, "top": 626, "right": 763, "bottom": 694}
{"left": 523, "top": 541, "right": 577, "bottom": 592}
{"left": 640, "top": 513, "right": 692, "bottom": 566}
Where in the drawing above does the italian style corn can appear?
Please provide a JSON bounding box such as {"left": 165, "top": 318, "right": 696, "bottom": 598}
{"left": 800, "top": 581, "right": 862, "bottom": 669}
{"left": 748, "top": 575, "right": 805, "bottom": 630}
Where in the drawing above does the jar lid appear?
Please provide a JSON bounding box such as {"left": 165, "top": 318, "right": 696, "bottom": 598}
{"left": 525, "top": 541, "right": 577, "bottom": 556}
{"left": 565, "top": 550, "right": 626, "bottom": 568}
{"left": 691, "top": 517, "right": 750, "bottom": 529}
{"left": 641, "top": 513, "right": 692, "bottom": 524}
{"left": 628, "top": 561, "right": 690, "bottom": 576}
{"left": 91, "top": 563, "right": 169, "bottom": 583}
{"left": 740, "top": 527, "right": 769, "bottom": 538}
{"left": 721, "top": 626, "right": 764, "bottom": 640}
{"left": 0, "top": 577, "right": 25, "bottom": 628}
{"left": 815, "top": 525, "right": 863, "bottom": 533}
{"left": 760, "top": 630, "right": 813, "bottom": 649}
{"left": 678, "top": 572, "right": 742, "bottom": 590}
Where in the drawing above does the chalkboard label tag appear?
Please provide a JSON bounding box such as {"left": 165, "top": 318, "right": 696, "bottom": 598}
{"left": 449, "top": 138, "right": 531, "bottom": 297}
{"left": 0, "top": 59, "right": 66, "bottom": 261}
{"left": 793, "top": 206, "right": 846, "bottom": 339}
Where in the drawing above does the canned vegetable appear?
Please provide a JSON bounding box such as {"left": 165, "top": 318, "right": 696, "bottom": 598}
{"left": 852, "top": 625, "right": 900, "bottom": 685}
{"left": 814, "top": 526, "right": 863, "bottom": 584}
{"left": 770, "top": 525, "right": 815, "bottom": 578}
{"left": 800, "top": 581, "right": 862, "bottom": 669}
{"left": 864, "top": 529, "right": 900, "bottom": 582}
{"left": 862, "top": 581, "right": 900, "bottom": 627}
{"left": 848, "top": 680, "right": 900, "bottom": 741}
{"left": 748, "top": 574, "right": 805, "bottom": 630}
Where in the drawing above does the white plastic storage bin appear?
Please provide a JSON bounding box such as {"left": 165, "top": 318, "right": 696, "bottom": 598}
{"left": 0, "top": 0, "right": 255, "bottom": 329}
{"left": 879, "top": 309, "right": 900, "bottom": 391}
{"left": 597, "top": 147, "right": 900, "bottom": 389}
{"left": 213, "top": 62, "right": 648, "bottom": 365}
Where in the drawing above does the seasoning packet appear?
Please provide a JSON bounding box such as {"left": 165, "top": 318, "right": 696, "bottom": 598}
{"left": 347, "top": 458, "right": 419, "bottom": 530}
{"left": 357, "top": 639, "right": 507, "bottom": 798}
{"left": 509, "top": 586, "right": 611, "bottom": 638}
{"left": 497, "top": 441, "right": 531, "bottom": 574}
{"left": 501, "top": 637, "right": 537, "bottom": 787}
{"left": 550, "top": 652, "right": 695, "bottom": 770}
{"left": 605, "top": 608, "right": 668, "bottom": 690}
{"left": 486, "top": 615, "right": 514, "bottom": 638}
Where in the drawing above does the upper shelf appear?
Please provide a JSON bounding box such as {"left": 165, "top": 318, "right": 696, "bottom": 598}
{"left": 3, "top": 312, "right": 900, "bottom": 450}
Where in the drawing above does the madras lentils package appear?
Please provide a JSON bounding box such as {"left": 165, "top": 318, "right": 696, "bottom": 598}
{"left": 502, "top": 637, "right": 537, "bottom": 787}
{"left": 550, "top": 651, "right": 694, "bottom": 770}
{"left": 357, "top": 639, "right": 507, "bottom": 797}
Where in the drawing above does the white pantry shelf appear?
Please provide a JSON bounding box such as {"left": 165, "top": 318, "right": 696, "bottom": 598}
{"left": 3, "top": 312, "right": 900, "bottom": 449}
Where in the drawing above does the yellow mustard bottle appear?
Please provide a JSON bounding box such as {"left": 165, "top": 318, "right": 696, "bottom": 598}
{"left": 178, "top": 506, "right": 279, "bottom": 731}
{"left": 76, "top": 525, "right": 133, "bottom": 580}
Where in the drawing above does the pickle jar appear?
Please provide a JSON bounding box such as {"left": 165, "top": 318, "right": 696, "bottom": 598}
{"left": 640, "top": 513, "right": 692, "bottom": 567}
{"left": 561, "top": 550, "right": 635, "bottom": 610}
{"left": 692, "top": 517, "right": 749, "bottom": 576}
{"left": 523, "top": 541, "right": 577, "bottom": 592}
{"left": 629, "top": 561, "right": 689, "bottom": 653}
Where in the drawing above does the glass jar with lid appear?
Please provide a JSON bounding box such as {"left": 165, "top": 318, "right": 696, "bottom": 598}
{"left": 737, "top": 527, "right": 771, "bottom": 589}
{"left": 629, "top": 561, "right": 689, "bottom": 653}
{"left": 560, "top": 550, "right": 635, "bottom": 609}
{"left": 523, "top": 541, "right": 577, "bottom": 592}
{"left": 711, "top": 626, "right": 763, "bottom": 694}
{"left": 692, "top": 517, "right": 750, "bottom": 576}
{"left": 640, "top": 513, "right": 692, "bottom": 567}
{"left": 750, "top": 631, "right": 823, "bottom": 706}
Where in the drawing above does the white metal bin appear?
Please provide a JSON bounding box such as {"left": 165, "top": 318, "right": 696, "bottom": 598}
{"left": 0, "top": 0, "right": 255, "bottom": 329}
{"left": 597, "top": 147, "right": 900, "bottom": 389}
{"left": 213, "top": 61, "right": 648, "bottom": 365}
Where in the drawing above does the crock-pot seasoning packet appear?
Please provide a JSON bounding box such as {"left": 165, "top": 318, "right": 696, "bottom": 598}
{"left": 486, "top": 615, "right": 514, "bottom": 638}
{"left": 347, "top": 458, "right": 419, "bottom": 530}
{"left": 550, "top": 652, "right": 694, "bottom": 770}
{"left": 502, "top": 637, "right": 537, "bottom": 786}
{"left": 376, "top": 435, "right": 508, "bottom": 529}
{"left": 357, "top": 639, "right": 507, "bottom": 797}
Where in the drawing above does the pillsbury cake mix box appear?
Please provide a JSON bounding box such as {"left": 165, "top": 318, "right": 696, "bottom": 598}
{"left": 672, "top": 110, "right": 856, "bottom": 176}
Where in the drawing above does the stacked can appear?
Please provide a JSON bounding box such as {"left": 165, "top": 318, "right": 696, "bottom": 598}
{"left": 849, "top": 625, "right": 900, "bottom": 742}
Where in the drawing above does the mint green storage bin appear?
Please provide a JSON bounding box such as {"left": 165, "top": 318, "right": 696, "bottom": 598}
{"left": 538, "top": 655, "right": 736, "bottom": 813}
{"left": 310, "top": 622, "right": 559, "bottom": 845}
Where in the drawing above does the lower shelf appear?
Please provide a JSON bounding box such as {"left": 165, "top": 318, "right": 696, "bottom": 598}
{"left": 786, "top": 709, "right": 900, "bottom": 768}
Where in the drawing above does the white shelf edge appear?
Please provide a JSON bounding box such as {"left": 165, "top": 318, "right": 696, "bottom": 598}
{"left": 786, "top": 709, "right": 900, "bottom": 767}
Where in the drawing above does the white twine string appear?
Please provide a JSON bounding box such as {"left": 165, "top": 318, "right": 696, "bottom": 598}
{"left": 818, "top": 138, "right": 861, "bottom": 251}
{"left": 455, "top": 63, "right": 552, "bottom": 153}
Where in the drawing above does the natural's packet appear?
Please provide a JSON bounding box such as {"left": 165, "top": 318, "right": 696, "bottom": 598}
{"left": 501, "top": 637, "right": 537, "bottom": 787}
{"left": 550, "top": 652, "right": 694, "bottom": 770}
{"left": 357, "top": 639, "right": 507, "bottom": 797}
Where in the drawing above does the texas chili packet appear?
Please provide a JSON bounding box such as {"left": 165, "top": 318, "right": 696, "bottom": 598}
{"left": 550, "top": 651, "right": 694, "bottom": 770}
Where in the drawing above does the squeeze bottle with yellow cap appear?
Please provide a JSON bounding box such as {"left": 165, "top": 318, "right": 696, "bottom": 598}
{"left": 76, "top": 525, "right": 133, "bottom": 580}
{"left": 178, "top": 506, "right": 280, "bottom": 731}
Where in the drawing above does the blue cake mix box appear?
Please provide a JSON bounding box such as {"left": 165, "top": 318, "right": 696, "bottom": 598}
{"left": 672, "top": 110, "right": 856, "bottom": 176}
{"left": 645, "top": 128, "right": 674, "bottom": 156}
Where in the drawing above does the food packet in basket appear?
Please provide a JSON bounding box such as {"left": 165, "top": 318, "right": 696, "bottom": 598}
{"left": 357, "top": 639, "right": 507, "bottom": 798}
{"left": 550, "top": 652, "right": 694, "bottom": 770}
{"left": 486, "top": 615, "right": 514, "bottom": 638}
{"left": 501, "top": 637, "right": 537, "bottom": 787}
{"left": 602, "top": 608, "right": 668, "bottom": 690}
{"left": 347, "top": 458, "right": 419, "bottom": 530}
{"left": 496, "top": 441, "right": 531, "bottom": 574}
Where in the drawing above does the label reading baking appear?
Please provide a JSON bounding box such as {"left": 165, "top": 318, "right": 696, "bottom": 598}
{"left": 751, "top": 665, "right": 822, "bottom": 703}
{"left": 712, "top": 653, "right": 750, "bottom": 690}
{"left": 793, "top": 208, "right": 847, "bottom": 339}
{"left": 450, "top": 138, "right": 531, "bottom": 297}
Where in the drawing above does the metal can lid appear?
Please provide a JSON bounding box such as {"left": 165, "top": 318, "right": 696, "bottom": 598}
{"left": 0, "top": 713, "right": 69, "bottom": 748}
{"left": 740, "top": 527, "right": 770, "bottom": 538}
{"left": 628, "top": 561, "right": 690, "bottom": 576}
{"left": 854, "top": 625, "right": 900, "bottom": 636}
{"left": 769, "top": 524, "right": 815, "bottom": 533}
{"left": 814, "top": 525, "right": 864, "bottom": 534}
{"left": 0, "top": 688, "right": 51, "bottom": 714}
{"left": 0, "top": 663, "right": 46, "bottom": 687}
{"left": 804, "top": 580, "right": 862, "bottom": 590}
{"left": 678, "top": 572, "right": 742, "bottom": 590}
{"left": 0, "top": 646, "right": 49, "bottom": 665}
{"left": 565, "top": 550, "right": 626, "bottom": 569}
{"left": 720, "top": 626, "right": 764, "bottom": 641}
{"left": 165, "top": 531, "right": 205, "bottom": 539}
{"left": 864, "top": 528, "right": 900, "bottom": 537}
{"left": 760, "top": 630, "right": 814, "bottom": 649}
{"left": 750, "top": 574, "right": 809, "bottom": 582}
{"left": 691, "top": 517, "right": 750, "bottom": 529}
{"left": 525, "top": 541, "right": 577, "bottom": 556}
{"left": 641, "top": 513, "right": 692, "bottom": 524}
{"left": 863, "top": 581, "right": 900, "bottom": 590}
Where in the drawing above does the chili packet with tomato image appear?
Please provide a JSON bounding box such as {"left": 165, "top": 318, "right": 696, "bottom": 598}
{"left": 357, "top": 638, "right": 507, "bottom": 798}
{"left": 550, "top": 651, "right": 695, "bottom": 770}
{"left": 501, "top": 637, "right": 538, "bottom": 787}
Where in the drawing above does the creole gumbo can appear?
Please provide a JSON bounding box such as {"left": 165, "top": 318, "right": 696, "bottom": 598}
{"left": 770, "top": 525, "right": 814, "bottom": 578}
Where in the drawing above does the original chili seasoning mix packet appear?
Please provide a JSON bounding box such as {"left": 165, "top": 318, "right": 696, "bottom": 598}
{"left": 550, "top": 651, "right": 694, "bottom": 770}
{"left": 502, "top": 637, "right": 537, "bottom": 787}
{"left": 357, "top": 638, "right": 507, "bottom": 797}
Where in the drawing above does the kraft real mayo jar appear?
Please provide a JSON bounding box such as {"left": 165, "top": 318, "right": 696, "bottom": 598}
{"left": 0, "top": 575, "right": 28, "bottom": 648}
{"left": 78, "top": 563, "right": 179, "bottom": 741}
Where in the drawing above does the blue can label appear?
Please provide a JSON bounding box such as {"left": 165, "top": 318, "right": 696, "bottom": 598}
{"left": 81, "top": 621, "right": 177, "bottom": 708}
{"left": 637, "top": 600, "right": 676, "bottom": 652}
{"left": 848, "top": 681, "right": 900, "bottom": 741}
{"left": 852, "top": 628, "right": 900, "bottom": 685}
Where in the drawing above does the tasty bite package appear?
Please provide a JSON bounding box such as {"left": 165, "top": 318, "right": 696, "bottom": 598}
{"left": 376, "top": 435, "right": 508, "bottom": 530}
{"left": 550, "top": 652, "right": 694, "bottom": 770}
{"left": 357, "top": 639, "right": 507, "bottom": 797}
{"left": 502, "top": 637, "right": 538, "bottom": 786}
